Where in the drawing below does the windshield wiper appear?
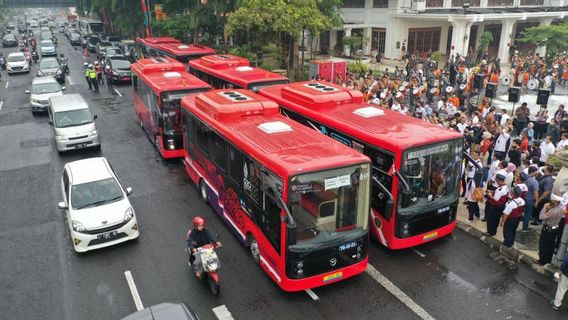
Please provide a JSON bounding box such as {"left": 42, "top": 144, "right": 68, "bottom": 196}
{"left": 106, "top": 195, "right": 123, "bottom": 204}
{"left": 59, "top": 122, "right": 91, "bottom": 128}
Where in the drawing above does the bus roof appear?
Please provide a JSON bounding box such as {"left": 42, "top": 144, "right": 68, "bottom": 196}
{"left": 131, "top": 57, "right": 211, "bottom": 93}
{"left": 155, "top": 42, "right": 216, "bottom": 58}
{"left": 189, "top": 56, "right": 289, "bottom": 88}
{"left": 181, "top": 89, "right": 369, "bottom": 176}
{"left": 259, "top": 82, "right": 463, "bottom": 153}
{"left": 135, "top": 37, "right": 181, "bottom": 46}
{"left": 192, "top": 54, "right": 249, "bottom": 69}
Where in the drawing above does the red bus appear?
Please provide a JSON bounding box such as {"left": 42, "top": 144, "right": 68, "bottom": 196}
{"left": 135, "top": 37, "right": 215, "bottom": 65}
{"left": 259, "top": 82, "right": 464, "bottom": 249}
{"left": 180, "top": 89, "right": 371, "bottom": 291}
{"left": 131, "top": 57, "right": 212, "bottom": 158}
{"left": 188, "top": 54, "right": 289, "bottom": 92}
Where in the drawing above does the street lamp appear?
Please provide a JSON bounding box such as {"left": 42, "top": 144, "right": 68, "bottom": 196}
{"left": 463, "top": 2, "right": 470, "bottom": 14}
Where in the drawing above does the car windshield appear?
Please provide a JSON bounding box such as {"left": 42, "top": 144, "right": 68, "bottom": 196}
{"left": 41, "top": 32, "right": 51, "bottom": 39}
{"left": 107, "top": 48, "right": 123, "bottom": 56}
{"left": 288, "top": 163, "right": 370, "bottom": 248}
{"left": 111, "top": 59, "right": 130, "bottom": 69}
{"left": 71, "top": 178, "right": 124, "bottom": 210}
{"left": 8, "top": 55, "right": 25, "bottom": 62}
{"left": 88, "top": 37, "right": 101, "bottom": 44}
{"left": 32, "top": 82, "right": 60, "bottom": 94}
{"left": 41, "top": 40, "right": 53, "bottom": 46}
{"left": 4, "top": 35, "right": 15, "bottom": 40}
{"left": 54, "top": 109, "right": 93, "bottom": 128}
{"left": 400, "top": 139, "right": 463, "bottom": 211}
{"left": 40, "top": 59, "right": 59, "bottom": 68}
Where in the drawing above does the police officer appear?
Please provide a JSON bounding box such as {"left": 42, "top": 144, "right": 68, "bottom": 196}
{"left": 537, "top": 196, "right": 564, "bottom": 265}
{"left": 484, "top": 173, "right": 509, "bottom": 236}
{"left": 500, "top": 186, "right": 525, "bottom": 248}
{"left": 85, "top": 63, "right": 92, "bottom": 90}
{"left": 88, "top": 65, "right": 99, "bottom": 93}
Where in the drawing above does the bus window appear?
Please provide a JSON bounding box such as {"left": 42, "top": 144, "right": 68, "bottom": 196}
{"left": 228, "top": 144, "right": 244, "bottom": 184}
{"left": 195, "top": 122, "right": 210, "bottom": 156}
{"left": 210, "top": 132, "right": 227, "bottom": 171}
{"left": 243, "top": 158, "right": 261, "bottom": 204}
{"left": 183, "top": 111, "right": 195, "bottom": 156}
{"left": 367, "top": 147, "right": 394, "bottom": 220}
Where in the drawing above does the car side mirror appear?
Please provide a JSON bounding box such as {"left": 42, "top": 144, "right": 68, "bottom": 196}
{"left": 61, "top": 86, "right": 66, "bottom": 90}
{"left": 93, "top": 114, "right": 97, "bottom": 119}
{"left": 48, "top": 120, "right": 53, "bottom": 126}
{"left": 58, "top": 202, "right": 67, "bottom": 209}
{"left": 126, "top": 187, "right": 133, "bottom": 195}
{"left": 25, "top": 89, "right": 30, "bottom": 94}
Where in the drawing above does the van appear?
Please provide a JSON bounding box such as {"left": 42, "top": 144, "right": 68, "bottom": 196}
{"left": 48, "top": 94, "right": 101, "bottom": 153}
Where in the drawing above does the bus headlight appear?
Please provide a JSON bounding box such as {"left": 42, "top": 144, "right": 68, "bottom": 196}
{"left": 402, "top": 223, "right": 410, "bottom": 230}
{"left": 295, "top": 261, "right": 304, "bottom": 276}
{"left": 402, "top": 229, "right": 410, "bottom": 237}
{"left": 167, "top": 139, "right": 175, "bottom": 150}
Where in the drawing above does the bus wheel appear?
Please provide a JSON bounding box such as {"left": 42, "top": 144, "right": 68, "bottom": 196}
{"left": 248, "top": 235, "right": 260, "bottom": 264}
{"left": 199, "top": 179, "right": 208, "bottom": 203}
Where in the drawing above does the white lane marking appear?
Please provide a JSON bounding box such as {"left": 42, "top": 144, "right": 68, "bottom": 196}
{"left": 212, "top": 305, "right": 235, "bottom": 320}
{"left": 0, "top": 101, "right": 3, "bottom": 111}
{"left": 114, "top": 89, "right": 123, "bottom": 97}
{"left": 67, "top": 76, "right": 74, "bottom": 85}
{"left": 366, "top": 264, "right": 436, "bottom": 320}
{"left": 305, "top": 289, "right": 319, "bottom": 301}
{"left": 413, "top": 249, "right": 426, "bottom": 258}
{"left": 124, "top": 270, "right": 144, "bottom": 311}
{"left": 5, "top": 81, "right": 8, "bottom": 89}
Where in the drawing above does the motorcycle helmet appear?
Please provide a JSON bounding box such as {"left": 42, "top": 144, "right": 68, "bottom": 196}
{"left": 94, "top": 61, "right": 99, "bottom": 65}
{"left": 84, "top": 62, "right": 88, "bottom": 66}
{"left": 88, "top": 64, "right": 93, "bottom": 68}
{"left": 105, "top": 65, "right": 110, "bottom": 70}
{"left": 193, "top": 216, "right": 205, "bottom": 227}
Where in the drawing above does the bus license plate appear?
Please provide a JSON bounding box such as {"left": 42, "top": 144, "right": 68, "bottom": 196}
{"left": 97, "top": 230, "right": 117, "bottom": 240}
{"left": 423, "top": 231, "right": 438, "bottom": 241}
{"left": 323, "top": 271, "right": 343, "bottom": 283}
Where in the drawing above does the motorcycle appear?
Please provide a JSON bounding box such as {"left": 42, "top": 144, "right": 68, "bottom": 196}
{"left": 0, "top": 57, "right": 6, "bottom": 70}
{"left": 59, "top": 54, "right": 69, "bottom": 74}
{"left": 32, "top": 51, "right": 39, "bottom": 63}
{"left": 188, "top": 243, "right": 221, "bottom": 296}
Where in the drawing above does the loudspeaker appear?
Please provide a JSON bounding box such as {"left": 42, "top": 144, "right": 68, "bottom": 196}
{"left": 537, "top": 89, "right": 550, "bottom": 105}
{"left": 474, "top": 74, "right": 484, "bottom": 90}
{"left": 485, "top": 83, "right": 497, "bottom": 98}
{"left": 508, "top": 87, "right": 520, "bottom": 103}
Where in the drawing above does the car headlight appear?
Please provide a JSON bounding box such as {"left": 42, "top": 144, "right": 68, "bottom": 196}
{"left": 124, "top": 207, "right": 134, "bottom": 222}
{"left": 89, "top": 130, "right": 98, "bottom": 137}
{"left": 72, "top": 220, "right": 85, "bottom": 232}
{"left": 55, "top": 135, "right": 66, "bottom": 141}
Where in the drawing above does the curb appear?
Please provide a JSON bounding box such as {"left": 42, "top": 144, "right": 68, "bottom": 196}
{"left": 455, "top": 220, "right": 558, "bottom": 278}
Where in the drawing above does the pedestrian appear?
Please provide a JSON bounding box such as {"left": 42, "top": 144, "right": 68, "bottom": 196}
{"left": 88, "top": 65, "right": 99, "bottom": 93}
{"left": 465, "top": 174, "right": 481, "bottom": 222}
{"left": 551, "top": 251, "right": 568, "bottom": 310}
{"left": 535, "top": 165, "right": 555, "bottom": 225}
{"left": 546, "top": 119, "right": 561, "bottom": 146}
{"left": 535, "top": 105, "right": 549, "bottom": 140}
{"left": 500, "top": 186, "right": 525, "bottom": 248}
{"left": 85, "top": 63, "right": 92, "bottom": 90}
{"left": 539, "top": 136, "right": 556, "bottom": 166}
{"left": 522, "top": 167, "right": 539, "bottom": 232}
{"left": 95, "top": 61, "right": 103, "bottom": 85}
{"left": 537, "top": 196, "right": 563, "bottom": 265}
{"left": 493, "top": 127, "right": 511, "bottom": 161}
{"left": 557, "top": 133, "right": 568, "bottom": 150}
{"left": 508, "top": 139, "right": 521, "bottom": 168}
{"left": 104, "top": 65, "right": 113, "bottom": 92}
{"left": 484, "top": 173, "right": 509, "bottom": 236}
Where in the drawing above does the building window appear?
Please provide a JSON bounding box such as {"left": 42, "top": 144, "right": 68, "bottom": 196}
{"left": 371, "top": 28, "right": 386, "bottom": 54}
{"left": 426, "top": 0, "right": 443, "bottom": 7}
{"left": 342, "top": 0, "right": 366, "bottom": 8}
{"left": 520, "top": 0, "right": 543, "bottom": 4}
{"left": 373, "top": 0, "right": 388, "bottom": 8}
{"left": 408, "top": 28, "right": 442, "bottom": 54}
{"left": 451, "top": 0, "right": 480, "bottom": 6}
{"left": 319, "top": 31, "right": 330, "bottom": 54}
{"left": 487, "top": 0, "right": 513, "bottom": 6}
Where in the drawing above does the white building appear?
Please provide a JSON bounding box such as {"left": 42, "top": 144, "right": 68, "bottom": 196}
{"left": 314, "top": 0, "right": 568, "bottom": 63}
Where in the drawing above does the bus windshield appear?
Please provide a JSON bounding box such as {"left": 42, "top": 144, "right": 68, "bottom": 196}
{"left": 400, "top": 140, "right": 462, "bottom": 211}
{"left": 288, "top": 163, "right": 370, "bottom": 248}
{"left": 162, "top": 90, "right": 207, "bottom": 135}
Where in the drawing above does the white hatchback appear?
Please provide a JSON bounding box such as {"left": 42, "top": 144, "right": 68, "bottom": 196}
{"left": 58, "top": 157, "right": 139, "bottom": 252}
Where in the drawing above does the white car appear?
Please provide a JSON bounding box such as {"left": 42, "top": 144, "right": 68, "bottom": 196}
{"left": 58, "top": 157, "right": 139, "bottom": 253}
{"left": 26, "top": 77, "right": 65, "bottom": 113}
{"left": 6, "top": 52, "right": 30, "bottom": 74}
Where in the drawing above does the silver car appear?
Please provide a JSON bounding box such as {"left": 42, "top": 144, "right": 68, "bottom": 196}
{"left": 26, "top": 77, "right": 65, "bottom": 113}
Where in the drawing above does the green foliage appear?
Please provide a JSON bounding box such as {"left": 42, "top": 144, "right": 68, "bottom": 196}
{"left": 153, "top": 15, "right": 193, "bottom": 42}
{"left": 479, "top": 31, "right": 494, "bottom": 52}
{"left": 228, "top": 45, "right": 257, "bottom": 62}
{"left": 261, "top": 57, "right": 281, "bottom": 71}
{"left": 431, "top": 51, "right": 442, "bottom": 63}
{"left": 342, "top": 36, "right": 363, "bottom": 49}
{"left": 519, "top": 23, "right": 568, "bottom": 63}
{"left": 347, "top": 62, "right": 369, "bottom": 74}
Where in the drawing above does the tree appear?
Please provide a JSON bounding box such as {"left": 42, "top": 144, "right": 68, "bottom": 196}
{"left": 478, "top": 31, "right": 493, "bottom": 53}
{"left": 519, "top": 23, "right": 568, "bottom": 63}
{"left": 226, "top": 0, "right": 343, "bottom": 70}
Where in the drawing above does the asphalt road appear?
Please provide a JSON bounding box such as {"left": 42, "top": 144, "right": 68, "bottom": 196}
{"left": 0, "top": 30, "right": 566, "bottom": 320}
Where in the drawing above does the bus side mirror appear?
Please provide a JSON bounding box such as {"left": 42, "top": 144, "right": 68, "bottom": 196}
{"left": 384, "top": 200, "right": 394, "bottom": 221}
{"left": 287, "top": 224, "right": 297, "bottom": 246}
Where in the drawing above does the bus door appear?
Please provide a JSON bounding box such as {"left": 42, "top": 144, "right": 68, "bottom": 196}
{"left": 367, "top": 147, "right": 395, "bottom": 245}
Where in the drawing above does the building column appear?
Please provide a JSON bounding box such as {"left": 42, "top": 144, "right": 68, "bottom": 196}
{"left": 443, "top": 0, "right": 452, "bottom": 7}
{"left": 480, "top": 0, "right": 488, "bottom": 7}
{"left": 513, "top": 0, "right": 520, "bottom": 6}
{"left": 450, "top": 20, "right": 473, "bottom": 58}
{"left": 497, "top": 19, "right": 515, "bottom": 63}
{"left": 343, "top": 27, "right": 352, "bottom": 56}
{"left": 363, "top": 27, "right": 372, "bottom": 56}
{"left": 535, "top": 18, "right": 554, "bottom": 57}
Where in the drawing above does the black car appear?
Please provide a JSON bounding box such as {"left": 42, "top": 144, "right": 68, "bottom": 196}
{"left": 69, "top": 32, "right": 81, "bottom": 46}
{"left": 105, "top": 56, "right": 132, "bottom": 83}
{"left": 17, "top": 24, "right": 27, "bottom": 34}
{"left": 37, "top": 57, "right": 65, "bottom": 84}
{"left": 120, "top": 303, "right": 200, "bottom": 320}
{"left": 2, "top": 33, "right": 18, "bottom": 47}
{"left": 87, "top": 35, "right": 101, "bottom": 52}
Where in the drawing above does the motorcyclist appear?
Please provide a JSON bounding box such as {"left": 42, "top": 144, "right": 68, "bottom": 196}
{"left": 23, "top": 48, "right": 32, "bottom": 65}
{"left": 94, "top": 61, "right": 103, "bottom": 85}
{"left": 186, "top": 216, "right": 221, "bottom": 279}
{"left": 104, "top": 65, "right": 114, "bottom": 92}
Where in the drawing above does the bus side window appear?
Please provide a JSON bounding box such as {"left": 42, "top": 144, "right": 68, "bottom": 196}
{"left": 183, "top": 111, "right": 195, "bottom": 157}
{"left": 243, "top": 158, "right": 260, "bottom": 204}
{"left": 195, "top": 121, "right": 210, "bottom": 156}
{"left": 367, "top": 147, "right": 394, "bottom": 220}
{"left": 261, "top": 192, "right": 282, "bottom": 254}
{"left": 227, "top": 144, "right": 243, "bottom": 185}
{"left": 210, "top": 131, "right": 227, "bottom": 172}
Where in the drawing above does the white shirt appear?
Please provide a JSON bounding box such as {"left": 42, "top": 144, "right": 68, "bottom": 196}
{"left": 493, "top": 185, "right": 510, "bottom": 202}
{"left": 503, "top": 197, "right": 525, "bottom": 216}
{"left": 465, "top": 179, "right": 477, "bottom": 202}
{"left": 487, "top": 160, "right": 500, "bottom": 185}
{"left": 482, "top": 108, "right": 490, "bottom": 118}
{"left": 457, "top": 123, "right": 467, "bottom": 135}
{"left": 437, "top": 100, "right": 444, "bottom": 111}
{"left": 557, "top": 139, "right": 568, "bottom": 150}
{"left": 540, "top": 141, "right": 556, "bottom": 162}
{"left": 516, "top": 183, "right": 528, "bottom": 197}
{"left": 494, "top": 132, "right": 510, "bottom": 152}
{"left": 505, "top": 172, "right": 514, "bottom": 189}
{"left": 466, "top": 159, "right": 482, "bottom": 179}
{"left": 500, "top": 113, "right": 510, "bottom": 126}
{"left": 391, "top": 102, "right": 401, "bottom": 111}
{"left": 472, "top": 116, "right": 479, "bottom": 125}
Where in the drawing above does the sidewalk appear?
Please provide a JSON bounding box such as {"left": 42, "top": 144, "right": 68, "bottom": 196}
{"left": 456, "top": 201, "right": 560, "bottom": 277}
